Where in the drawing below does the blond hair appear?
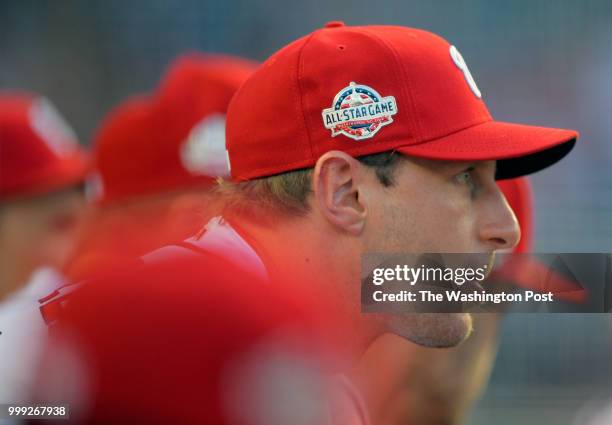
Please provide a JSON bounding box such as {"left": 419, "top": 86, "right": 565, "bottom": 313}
{"left": 214, "top": 151, "right": 403, "bottom": 222}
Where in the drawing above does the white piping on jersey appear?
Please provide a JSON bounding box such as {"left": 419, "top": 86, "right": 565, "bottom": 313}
{"left": 142, "top": 216, "right": 268, "bottom": 283}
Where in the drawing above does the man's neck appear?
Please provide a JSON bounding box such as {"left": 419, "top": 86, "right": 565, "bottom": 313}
{"left": 226, "top": 213, "right": 376, "bottom": 361}
{"left": 233, "top": 215, "right": 346, "bottom": 288}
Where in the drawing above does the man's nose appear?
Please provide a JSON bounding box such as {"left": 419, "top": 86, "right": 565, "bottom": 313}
{"left": 479, "top": 191, "right": 521, "bottom": 251}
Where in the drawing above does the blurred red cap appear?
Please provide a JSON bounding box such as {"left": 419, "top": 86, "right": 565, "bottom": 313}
{"left": 495, "top": 178, "right": 586, "bottom": 302}
{"left": 89, "top": 96, "right": 156, "bottom": 203}
{"left": 90, "top": 54, "right": 258, "bottom": 204}
{"left": 0, "top": 93, "right": 86, "bottom": 200}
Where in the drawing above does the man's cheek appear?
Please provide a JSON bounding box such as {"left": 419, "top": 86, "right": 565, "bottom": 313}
{"left": 428, "top": 214, "right": 473, "bottom": 251}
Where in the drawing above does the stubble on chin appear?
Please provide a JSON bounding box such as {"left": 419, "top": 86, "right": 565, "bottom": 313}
{"left": 390, "top": 313, "right": 474, "bottom": 348}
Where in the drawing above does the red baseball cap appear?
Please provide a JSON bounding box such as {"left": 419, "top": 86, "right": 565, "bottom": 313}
{"left": 89, "top": 96, "right": 156, "bottom": 203}
{"left": 151, "top": 53, "right": 259, "bottom": 180}
{"left": 0, "top": 93, "right": 86, "bottom": 200}
{"left": 227, "top": 23, "right": 578, "bottom": 181}
{"left": 90, "top": 54, "right": 258, "bottom": 204}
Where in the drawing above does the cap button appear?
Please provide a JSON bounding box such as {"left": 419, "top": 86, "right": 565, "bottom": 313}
{"left": 324, "top": 21, "right": 345, "bottom": 28}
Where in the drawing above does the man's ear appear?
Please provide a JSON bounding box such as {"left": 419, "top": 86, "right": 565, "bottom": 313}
{"left": 312, "top": 151, "right": 367, "bottom": 235}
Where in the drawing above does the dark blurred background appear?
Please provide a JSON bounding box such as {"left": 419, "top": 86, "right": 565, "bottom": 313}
{"left": 1, "top": 1, "right": 611, "bottom": 423}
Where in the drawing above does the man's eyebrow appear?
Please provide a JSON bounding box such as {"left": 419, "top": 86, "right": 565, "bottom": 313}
{"left": 442, "top": 161, "right": 478, "bottom": 172}
{"left": 463, "top": 161, "right": 497, "bottom": 171}
{"left": 411, "top": 157, "right": 464, "bottom": 169}
{"left": 410, "top": 158, "right": 491, "bottom": 173}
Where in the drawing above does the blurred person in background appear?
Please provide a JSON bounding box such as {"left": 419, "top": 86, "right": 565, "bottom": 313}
{"left": 65, "top": 54, "right": 258, "bottom": 281}
{"left": 0, "top": 92, "right": 87, "bottom": 404}
{"left": 31, "top": 250, "right": 348, "bottom": 425}
{"left": 31, "top": 55, "right": 366, "bottom": 425}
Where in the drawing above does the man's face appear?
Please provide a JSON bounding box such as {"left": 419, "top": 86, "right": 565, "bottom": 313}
{"left": 0, "top": 187, "right": 85, "bottom": 296}
{"left": 362, "top": 156, "right": 520, "bottom": 347}
{"left": 366, "top": 156, "right": 519, "bottom": 253}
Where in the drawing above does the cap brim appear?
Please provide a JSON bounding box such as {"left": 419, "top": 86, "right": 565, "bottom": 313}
{"left": 1, "top": 153, "right": 88, "bottom": 201}
{"left": 44, "top": 153, "right": 89, "bottom": 193}
{"left": 396, "top": 121, "right": 577, "bottom": 179}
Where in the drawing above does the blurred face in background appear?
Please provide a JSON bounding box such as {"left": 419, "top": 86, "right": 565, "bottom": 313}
{"left": 0, "top": 186, "right": 86, "bottom": 298}
{"left": 75, "top": 189, "right": 211, "bottom": 260}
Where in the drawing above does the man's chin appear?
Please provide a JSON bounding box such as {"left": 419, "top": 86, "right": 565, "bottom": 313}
{"left": 389, "top": 313, "right": 473, "bottom": 348}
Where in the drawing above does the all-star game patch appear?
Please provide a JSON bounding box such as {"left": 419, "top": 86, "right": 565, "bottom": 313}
{"left": 322, "top": 82, "right": 397, "bottom": 141}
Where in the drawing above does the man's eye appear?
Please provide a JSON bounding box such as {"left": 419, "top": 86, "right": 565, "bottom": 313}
{"left": 453, "top": 168, "right": 478, "bottom": 195}
{"left": 454, "top": 170, "right": 474, "bottom": 185}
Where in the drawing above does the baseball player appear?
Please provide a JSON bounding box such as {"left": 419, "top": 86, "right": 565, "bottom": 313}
{"left": 144, "top": 22, "right": 578, "bottom": 423}
{"left": 0, "top": 92, "right": 87, "bottom": 406}
{"left": 64, "top": 53, "right": 258, "bottom": 281}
